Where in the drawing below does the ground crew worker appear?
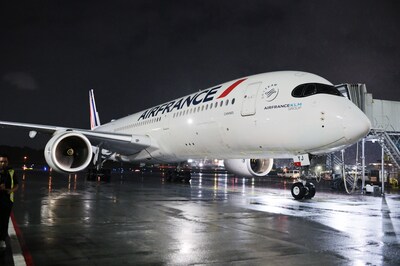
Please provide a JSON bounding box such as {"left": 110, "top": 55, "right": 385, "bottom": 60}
{"left": 0, "top": 154, "right": 18, "bottom": 249}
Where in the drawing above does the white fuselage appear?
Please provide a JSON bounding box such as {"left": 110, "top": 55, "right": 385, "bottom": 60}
{"left": 95, "top": 71, "right": 371, "bottom": 163}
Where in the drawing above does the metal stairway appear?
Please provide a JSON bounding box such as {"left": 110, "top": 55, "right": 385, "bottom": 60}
{"left": 369, "top": 129, "right": 400, "bottom": 169}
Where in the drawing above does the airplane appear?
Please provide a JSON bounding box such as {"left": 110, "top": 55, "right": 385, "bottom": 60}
{"left": 0, "top": 71, "right": 371, "bottom": 199}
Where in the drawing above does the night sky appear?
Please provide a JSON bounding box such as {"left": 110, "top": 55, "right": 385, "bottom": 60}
{"left": 1, "top": 0, "right": 400, "bottom": 152}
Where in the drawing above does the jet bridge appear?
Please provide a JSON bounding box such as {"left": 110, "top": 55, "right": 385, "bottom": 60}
{"left": 337, "top": 83, "right": 400, "bottom": 169}
{"left": 364, "top": 89, "right": 400, "bottom": 170}
{"left": 329, "top": 83, "right": 400, "bottom": 193}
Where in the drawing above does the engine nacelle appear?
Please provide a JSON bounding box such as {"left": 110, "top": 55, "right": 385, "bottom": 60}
{"left": 224, "top": 158, "right": 273, "bottom": 177}
{"left": 44, "top": 131, "right": 93, "bottom": 173}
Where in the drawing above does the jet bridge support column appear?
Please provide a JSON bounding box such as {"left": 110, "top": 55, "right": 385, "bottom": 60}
{"left": 381, "top": 141, "right": 385, "bottom": 195}
{"left": 341, "top": 150, "right": 345, "bottom": 184}
{"left": 361, "top": 138, "right": 366, "bottom": 194}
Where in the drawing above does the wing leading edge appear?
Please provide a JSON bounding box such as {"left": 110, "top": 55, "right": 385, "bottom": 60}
{"left": 0, "top": 120, "right": 151, "bottom": 155}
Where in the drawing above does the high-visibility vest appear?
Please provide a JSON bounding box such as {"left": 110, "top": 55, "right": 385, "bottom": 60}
{"left": 8, "top": 169, "right": 14, "bottom": 203}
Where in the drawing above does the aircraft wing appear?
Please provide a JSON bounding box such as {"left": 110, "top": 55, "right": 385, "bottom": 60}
{"left": 0, "top": 120, "right": 151, "bottom": 155}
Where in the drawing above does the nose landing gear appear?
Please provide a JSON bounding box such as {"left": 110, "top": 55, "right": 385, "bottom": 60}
{"left": 291, "top": 154, "right": 316, "bottom": 200}
{"left": 291, "top": 180, "right": 316, "bottom": 200}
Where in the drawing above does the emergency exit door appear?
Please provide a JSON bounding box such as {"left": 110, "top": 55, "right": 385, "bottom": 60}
{"left": 241, "top": 82, "right": 261, "bottom": 116}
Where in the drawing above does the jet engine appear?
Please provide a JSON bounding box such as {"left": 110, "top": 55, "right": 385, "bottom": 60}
{"left": 224, "top": 159, "right": 273, "bottom": 177}
{"left": 44, "top": 131, "right": 93, "bottom": 173}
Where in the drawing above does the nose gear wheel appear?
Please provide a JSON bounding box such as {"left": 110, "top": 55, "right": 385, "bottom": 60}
{"left": 291, "top": 181, "right": 316, "bottom": 200}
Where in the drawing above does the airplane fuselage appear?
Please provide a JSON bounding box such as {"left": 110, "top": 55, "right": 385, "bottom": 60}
{"left": 95, "top": 71, "right": 370, "bottom": 163}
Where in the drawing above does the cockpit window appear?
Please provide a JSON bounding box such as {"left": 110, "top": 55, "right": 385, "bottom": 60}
{"left": 291, "top": 83, "right": 343, "bottom": 98}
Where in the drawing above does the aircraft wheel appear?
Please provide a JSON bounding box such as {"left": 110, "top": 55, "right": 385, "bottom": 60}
{"left": 304, "top": 182, "right": 316, "bottom": 199}
{"left": 291, "top": 182, "right": 306, "bottom": 200}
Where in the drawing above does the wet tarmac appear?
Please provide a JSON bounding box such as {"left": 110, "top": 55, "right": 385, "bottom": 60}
{"left": 3, "top": 170, "right": 400, "bottom": 265}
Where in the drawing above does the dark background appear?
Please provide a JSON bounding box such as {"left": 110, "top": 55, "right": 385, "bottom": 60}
{"left": 1, "top": 0, "right": 399, "bottom": 151}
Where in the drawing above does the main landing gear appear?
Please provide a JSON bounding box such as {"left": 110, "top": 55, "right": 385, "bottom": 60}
{"left": 291, "top": 180, "right": 316, "bottom": 200}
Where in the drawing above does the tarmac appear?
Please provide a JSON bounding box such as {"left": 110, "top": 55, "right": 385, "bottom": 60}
{"left": 2, "top": 170, "right": 400, "bottom": 265}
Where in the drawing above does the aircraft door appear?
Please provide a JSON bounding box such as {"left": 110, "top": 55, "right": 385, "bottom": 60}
{"left": 162, "top": 114, "right": 170, "bottom": 131}
{"left": 241, "top": 82, "right": 261, "bottom": 116}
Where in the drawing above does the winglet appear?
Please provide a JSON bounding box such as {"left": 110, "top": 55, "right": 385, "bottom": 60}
{"left": 89, "top": 89, "right": 101, "bottom": 130}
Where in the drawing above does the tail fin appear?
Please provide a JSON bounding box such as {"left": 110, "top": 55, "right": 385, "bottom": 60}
{"left": 89, "top": 89, "right": 101, "bottom": 130}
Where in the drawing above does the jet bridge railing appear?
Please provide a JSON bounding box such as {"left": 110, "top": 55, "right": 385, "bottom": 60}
{"left": 369, "top": 128, "right": 400, "bottom": 170}
{"left": 387, "top": 132, "right": 400, "bottom": 151}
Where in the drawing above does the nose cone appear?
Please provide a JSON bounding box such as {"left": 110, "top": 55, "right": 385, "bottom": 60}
{"left": 343, "top": 107, "right": 371, "bottom": 143}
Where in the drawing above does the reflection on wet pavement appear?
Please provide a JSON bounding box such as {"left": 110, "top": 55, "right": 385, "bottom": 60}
{"left": 10, "top": 171, "right": 400, "bottom": 265}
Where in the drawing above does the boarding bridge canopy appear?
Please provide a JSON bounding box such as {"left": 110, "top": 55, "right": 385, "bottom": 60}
{"left": 338, "top": 83, "right": 400, "bottom": 170}
{"left": 338, "top": 83, "right": 400, "bottom": 131}
{"left": 336, "top": 83, "right": 367, "bottom": 113}
{"left": 365, "top": 97, "right": 400, "bottom": 132}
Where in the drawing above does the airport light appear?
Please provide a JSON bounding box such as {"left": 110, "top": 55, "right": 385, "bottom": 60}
{"left": 22, "top": 156, "right": 28, "bottom": 170}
